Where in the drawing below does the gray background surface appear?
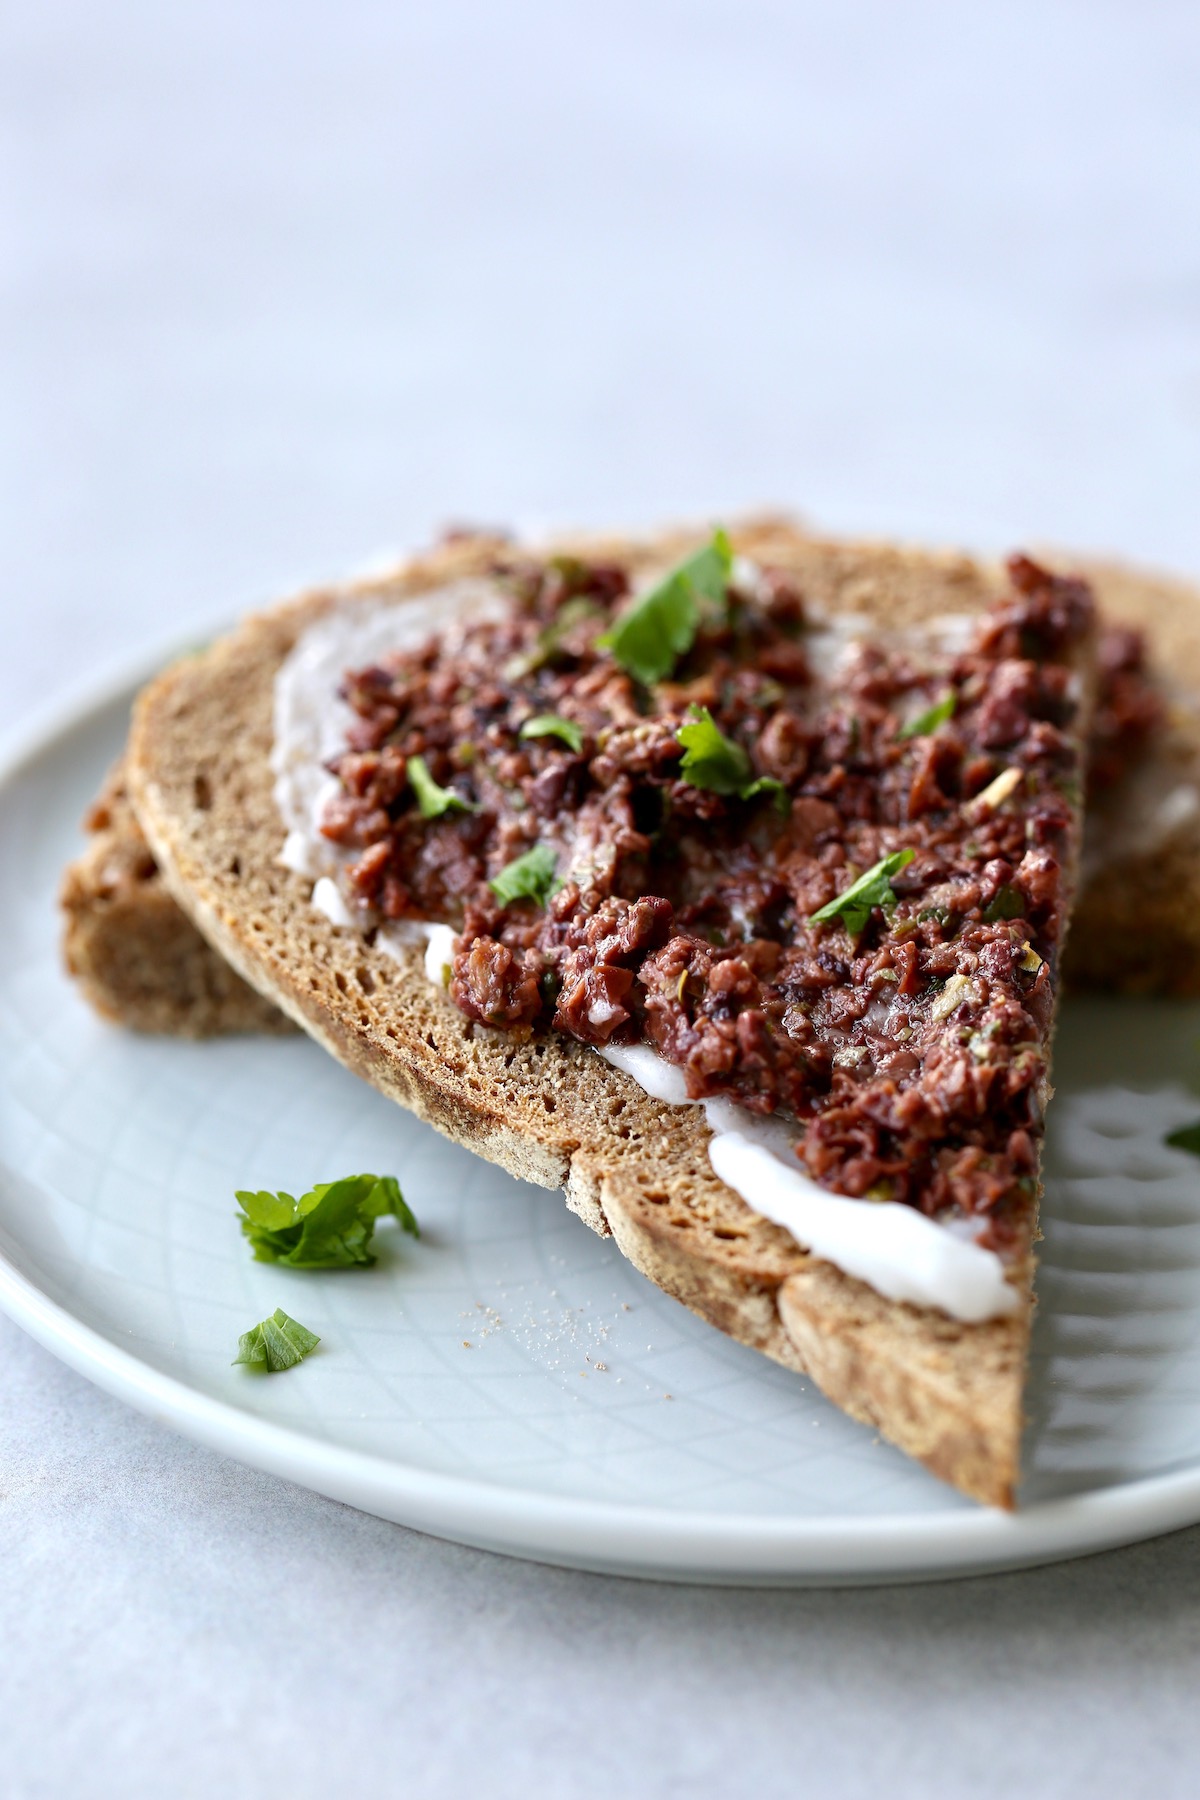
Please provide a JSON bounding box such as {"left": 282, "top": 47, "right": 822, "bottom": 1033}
{"left": 4, "top": 3, "right": 1200, "bottom": 1794}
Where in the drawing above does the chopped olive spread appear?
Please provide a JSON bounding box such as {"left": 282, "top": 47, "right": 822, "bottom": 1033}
{"left": 319, "top": 546, "right": 1097, "bottom": 1249}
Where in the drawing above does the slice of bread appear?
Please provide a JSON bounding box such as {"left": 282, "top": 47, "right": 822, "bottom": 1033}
{"left": 121, "top": 521, "right": 1095, "bottom": 1508}
{"left": 61, "top": 761, "right": 294, "bottom": 1037}
{"left": 1064, "top": 556, "right": 1200, "bottom": 995}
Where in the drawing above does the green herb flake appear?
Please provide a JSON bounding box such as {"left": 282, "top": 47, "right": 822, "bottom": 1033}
{"left": 677, "top": 706, "right": 751, "bottom": 792}
{"left": 1166, "top": 1121, "right": 1200, "bottom": 1157}
{"left": 596, "top": 529, "right": 732, "bottom": 684}
{"left": 982, "top": 884, "right": 1026, "bottom": 923}
{"left": 674, "top": 707, "right": 788, "bottom": 812}
{"left": 233, "top": 1308, "right": 320, "bottom": 1373}
{"left": 519, "top": 714, "right": 584, "bottom": 754}
{"left": 235, "top": 1173, "right": 418, "bottom": 1269}
{"left": 809, "top": 849, "right": 916, "bottom": 937}
{"left": 488, "top": 842, "right": 559, "bottom": 908}
{"left": 741, "top": 776, "right": 789, "bottom": 811}
{"left": 505, "top": 595, "right": 603, "bottom": 681}
{"left": 898, "top": 691, "right": 957, "bottom": 739}
{"left": 408, "top": 754, "right": 475, "bottom": 820}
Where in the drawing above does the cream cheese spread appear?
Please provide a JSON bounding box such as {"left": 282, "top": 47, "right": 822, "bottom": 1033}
{"left": 598, "top": 1043, "right": 1018, "bottom": 1322}
{"left": 270, "top": 580, "right": 508, "bottom": 874}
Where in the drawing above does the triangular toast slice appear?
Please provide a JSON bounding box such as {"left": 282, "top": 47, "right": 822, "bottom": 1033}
{"left": 123, "top": 522, "right": 1099, "bottom": 1506}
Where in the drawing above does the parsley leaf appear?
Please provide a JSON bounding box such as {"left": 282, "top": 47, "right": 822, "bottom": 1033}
{"left": 597, "top": 529, "right": 733, "bottom": 684}
{"left": 235, "top": 1173, "right": 418, "bottom": 1268}
{"left": 675, "top": 706, "right": 788, "bottom": 811}
{"left": 488, "top": 842, "right": 559, "bottom": 908}
{"left": 233, "top": 1308, "right": 320, "bottom": 1372}
{"left": 1166, "top": 1121, "right": 1200, "bottom": 1157}
{"left": 677, "top": 706, "right": 751, "bottom": 791}
{"left": 809, "top": 849, "right": 916, "bottom": 937}
{"left": 519, "top": 714, "right": 584, "bottom": 754}
{"left": 673, "top": 528, "right": 734, "bottom": 609}
{"left": 898, "top": 691, "right": 956, "bottom": 739}
{"left": 408, "top": 754, "right": 475, "bottom": 820}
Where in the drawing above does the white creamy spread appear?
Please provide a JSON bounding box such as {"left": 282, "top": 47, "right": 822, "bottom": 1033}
{"left": 272, "top": 575, "right": 1019, "bottom": 1325}
{"left": 599, "top": 1045, "right": 1017, "bottom": 1322}
{"left": 1081, "top": 758, "right": 1200, "bottom": 886}
{"left": 598, "top": 1040, "right": 692, "bottom": 1104}
{"left": 311, "top": 875, "right": 356, "bottom": 927}
{"left": 421, "top": 922, "right": 458, "bottom": 988}
{"left": 801, "top": 609, "right": 975, "bottom": 683}
{"left": 280, "top": 828, "right": 323, "bottom": 878}
{"left": 270, "top": 579, "right": 508, "bottom": 872}
{"left": 709, "top": 1133, "right": 1016, "bottom": 1320}
{"left": 271, "top": 580, "right": 508, "bottom": 967}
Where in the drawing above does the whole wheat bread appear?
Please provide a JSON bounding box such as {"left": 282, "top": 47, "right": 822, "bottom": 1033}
{"left": 122, "top": 520, "right": 1096, "bottom": 1507}
{"left": 61, "top": 762, "right": 294, "bottom": 1037}
{"left": 1065, "top": 556, "right": 1200, "bottom": 994}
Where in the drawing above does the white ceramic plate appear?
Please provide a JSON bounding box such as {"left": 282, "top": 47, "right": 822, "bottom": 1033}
{"left": 5, "top": 651, "right": 1200, "bottom": 1585}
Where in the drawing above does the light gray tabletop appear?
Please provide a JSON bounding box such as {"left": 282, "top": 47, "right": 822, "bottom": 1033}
{"left": 4, "top": 3, "right": 1200, "bottom": 1794}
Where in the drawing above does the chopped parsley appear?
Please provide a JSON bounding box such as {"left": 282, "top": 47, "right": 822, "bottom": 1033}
{"left": 675, "top": 706, "right": 750, "bottom": 791}
{"left": 408, "top": 754, "right": 475, "bottom": 820}
{"left": 597, "top": 529, "right": 732, "bottom": 684}
{"left": 1165, "top": 1121, "right": 1200, "bottom": 1156}
{"left": 519, "top": 714, "right": 584, "bottom": 754}
{"left": 898, "top": 691, "right": 956, "bottom": 739}
{"left": 675, "top": 707, "right": 787, "bottom": 810}
{"left": 489, "top": 841, "right": 559, "bottom": 908}
{"left": 236, "top": 1173, "right": 418, "bottom": 1269}
{"left": 233, "top": 1308, "right": 320, "bottom": 1373}
{"left": 982, "top": 884, "right": 1025, "bottom": 923}
{"left": 809, "top": 849, "right": 916, "bottom": 937}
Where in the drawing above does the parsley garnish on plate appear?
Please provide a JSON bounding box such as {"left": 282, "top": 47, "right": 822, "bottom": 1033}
{"left": 675, "top": 707, "right": 787, "bottom": 810}
{"left": 1166, "top": 1121, "right": 1200, "bottom": 1156}
{"left": 408, "top": 754, "right": 475, "bottom": 819}
{"left": 233, "top": 1308, "right": 320, "bottom": 1373}
{"left": 236, "top": 1174, "right": 418, "bottom": 1268}
{"left": 519, "top": 714, "right": 584, "bottom": 754}
{"left": 809, "top": 849, "right": 916, "bottom": 937}
{"left": 597, "top": 529, "right": 732, "bottom": 684}
{"left": 898, "top": 692, "right": 956, "bottom": 739}
{"left": 489, "top": 842, "right": 559, "bottom": 908}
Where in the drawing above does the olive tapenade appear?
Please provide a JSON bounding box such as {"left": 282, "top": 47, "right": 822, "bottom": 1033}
{"left": 318, "top": 544, "right": 1097, "bottom": 1252}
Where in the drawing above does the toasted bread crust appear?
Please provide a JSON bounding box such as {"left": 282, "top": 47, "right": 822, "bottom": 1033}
{"left": 123, "top": 522, "right": 1075, "bottom": 1507}
{"left": 61, "top": 763, "right": 295, "bottom": 1037}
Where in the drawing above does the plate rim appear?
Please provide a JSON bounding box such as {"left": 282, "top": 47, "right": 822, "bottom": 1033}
{"left": 5, "top": 642, "right": 1200, "bottom": 1584}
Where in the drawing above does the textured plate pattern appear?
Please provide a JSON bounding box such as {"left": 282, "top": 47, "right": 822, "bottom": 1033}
{"left": 5, "top": 666, "right": 1200, "bottom": 1582}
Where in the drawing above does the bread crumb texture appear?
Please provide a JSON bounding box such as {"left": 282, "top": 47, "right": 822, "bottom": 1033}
{"left": 61, "top": 762, "right": 294, "bottom": 1037}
